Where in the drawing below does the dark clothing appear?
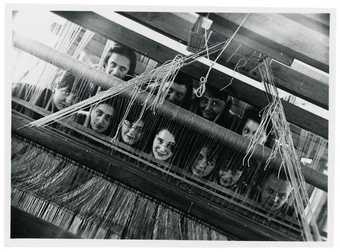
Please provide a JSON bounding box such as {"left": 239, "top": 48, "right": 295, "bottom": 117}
{"left": 12, "top": 82, "right": 56, "bottom": 119}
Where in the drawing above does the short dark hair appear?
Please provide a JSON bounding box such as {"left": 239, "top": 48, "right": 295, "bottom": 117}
{"left": 90, "top": 98, "right": 116, "bottom": 136}
{"left": 173, "top": 72, "right": 193, "bottom": 109}
{"left": 56, "top": 70, "right": 77, "bottom": 90}
{"left": 264, "top": 165, "right": 290, "bottom": 183}
{"left": 239, "top": 108, "right": 273, "bottom": 139}
{"left": 204, "top": 85, "right": 231, "bottom": 101}
{"left": 56, "top": 71, "right": 96, "bottom": 101}
{"left": 238, "top": 108, "right": 262, "bottom": 134}
{"left": 103, "top": 44, "right": 137, "bottom": 78}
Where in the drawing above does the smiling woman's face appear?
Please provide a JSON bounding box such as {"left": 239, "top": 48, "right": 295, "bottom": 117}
{"left": 191, "top": 146, "right": 216, "bottom": 178}
{"left": 152, "top": 129, "right": 175, "bottom": 161}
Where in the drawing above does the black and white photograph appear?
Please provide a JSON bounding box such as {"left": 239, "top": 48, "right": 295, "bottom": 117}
{"left": 5, "top": 2, "right": 334, "bottom": 245}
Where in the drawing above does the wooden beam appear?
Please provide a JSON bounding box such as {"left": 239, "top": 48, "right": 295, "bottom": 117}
{"left": 52, "top": 11, "right": 328, "bottom": 138}
{"left": 120, "top": 12, "right": 293, "bottom": 66}
{"left": 299, "top": 13, "right": 330, "bottom": 27}
{"left": 280, "top": 14, "right": 329, "bottom": 36}
{"left": 120, "top": 11, "right": 329, "bottom": 109}
{"left": 12, "top": 112, "right": 303, "bottom": 240}
{"left": 271, "top": 60, "right": 328, "bottom": 109}
{"left": 212, "top": 13, "right": 329, "bottom": 72}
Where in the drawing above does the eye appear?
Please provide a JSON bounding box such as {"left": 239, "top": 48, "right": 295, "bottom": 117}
{"left": 96, "top": 110, "right": 103, "bottom": 116}
{"left": 111, "top": 62, "right": 117, "bottom": 68}
{"left": 177, "top": 93, "right": 184, "bottom": 99}
{"left": 104, "top": 115, "right": 112, "bottom": 121}
{"left": 120, "top": 66, "right": 127, "bottom": 72}
{"left": 167, "top": 142, "right": 175, "bottom": 151}
{"left": 133, "top": 126, "right": 143, "bottom": 132}
{"left": 157, "top": 137, "right": 164, "bottom": 144}
{"left": 243, "top": 128, "right": 250, "bottom": 134}
{"left": 278, "top": 193, "right": 287, "bottom": 199}
{"left": 200, "top": 97, "right": 208, "bottom": 106}
{"left": 207, "top": 161, "right": 214, "bottom": 166}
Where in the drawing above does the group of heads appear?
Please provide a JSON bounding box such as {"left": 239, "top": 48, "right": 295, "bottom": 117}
{"left": 88, "top": 102, "right": 148, "bottom": 147}
{"left": 49, "top": 44, "right": 137, "bottom": 135}
{"left": 189, "top": 107, "right": 290, "bottom": 211}
{"left": 163, "top": 80, "right": 230, "bottom": 124}
{"left": 49, "top": 44, "right": 291, "bottom": 212}
{"left": 51, "top": 43, "right": 137, "bottom": 112}
{"left": 190, "top": 144, "right": 292, "bottom": 212}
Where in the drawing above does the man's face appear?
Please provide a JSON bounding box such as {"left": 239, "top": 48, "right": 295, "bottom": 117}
{"left": 199, "top": 91, "right": 226, "bottom": 121}
{"left": 242, "top": 119, "right": 267, "bottom": 145}
{"left": 152, "top": 129, "right": 175, "bottom": 161}
{"left": 52, "top": 86, "right": 76, "bottom": 111}
{"left": 261, "top": 174, "right": 292, "bottom": 211}
{"left": 90, "top": 104, "right": 114, "bottom": 134}
{"left": 105, "top": 53, "right": 130, "bottom": 79}
{"left": 218, "top": 169, "right": 243, "bottom": 187}
{"left": 121, "top": 119, "right": 144, "bottom": 145}
{"left": 191, "top": 146, "right": 216, "bottom": 178}
{"left": 166, "top": 82, "right": 187, "bottom": 106}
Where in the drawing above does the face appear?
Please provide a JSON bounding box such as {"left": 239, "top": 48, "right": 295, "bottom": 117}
{"left": 152, "top": 129, "right": 175, "bottom": 161}
{"left": 199, "top": 92, "right": 226, "bottom": 121}
{"left": 261, "top": 175, "right": 292, "bottom": 211}
{"left": 191, "top": 146, "right": 217, "bottom": 178}
{"left": 218, "top": 169, "right": 243, "bottom": 187}
{"left": 242, "top": 119, "right": 267, "bottom": 145}
{"left": 52, "top": 87, "right": 76, "bottom": 110}
{"left": 90, "top": 104, "right": 114, "bottom": 134}
{"left": 166, "top": 82, "right": 187, "bottom": 106}
{"left": 105, "top": 53, "right": 130, "bottom": 79}
{"left": 121, "top": 119, "right": 145, "bottom": 145}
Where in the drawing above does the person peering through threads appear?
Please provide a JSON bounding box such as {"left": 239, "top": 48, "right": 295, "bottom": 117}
{"left": 190, "top": 141, "right": 222, "bottom": 181}
{"left": 216, "top": 108, "right": 269, "bottom": 192}
{"left": 144, "top": 71, "right": 194, "bottom": 110}
{"left": 101, "top": 44, "right": 137, "bottom": 81}
{"left": 194, "top": 85, "right": 238, "bottom": 129}
{"left": 247, "top": 167, "right": 295, "bottom": 218}
{"left": 147, "top": 123, "right": 180, "bottom": 163}
{"left": 12, "top": 70, "right": 94, "bottom": 119}
{"left": 75, "top": 97, "right": 116, "bottom": 136}
{"left": 163, "top": 72, "right": 193, "bottom": 109}
{"left": 116, "top": 104, "right": 154, "bottom": 151}
{"left": 74, "top": 44, "right": 137, "bottom": 135}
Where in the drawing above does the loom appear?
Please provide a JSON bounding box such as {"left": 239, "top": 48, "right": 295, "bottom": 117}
{"left": 10, "top": 11, "right": 329, "bottom": 241}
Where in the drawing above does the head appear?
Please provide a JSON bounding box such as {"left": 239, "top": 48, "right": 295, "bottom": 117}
{"left": 152, "top": 128, "right": 176, "bottom": 161}
{"left": 218, "top": 169, "right": 243, "bottom": 188}
{"left": 191, "top": 145, "right": 217, "bottom": 178}
{"left": 198, "top": 87, "right": 227, "bottom": 121}
{"left": 103, "top": 45, "right": 137, "bottom": 80}
{"left": 260, "top": 173, "right": 292, "bottom": 211}
{"left": 121, "top": 118, "right": 145, "bottom": 146}
{"left": 241, "top": 109, "right": 267, "bottom": 145}
{"left": 165, "top": 74, "right": 193, "bottom": 108}
{"left": 89, "top": 102, "right": 115, "bottom": 134}
{"left": 52, "top": 71, "right": 78, "bottom": 110}
{"left": 166, "top": 81, "right": 188, "bottom": 106}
